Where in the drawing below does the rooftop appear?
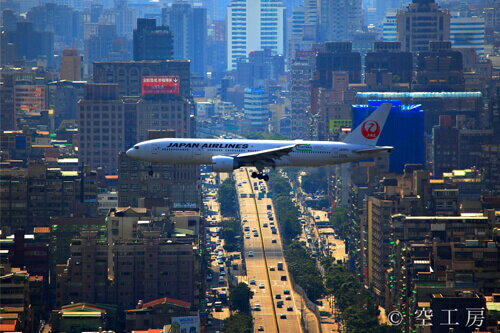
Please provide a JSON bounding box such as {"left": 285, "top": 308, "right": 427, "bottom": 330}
{"left": 356, "top": 92, "right": 482, "bottom": 99}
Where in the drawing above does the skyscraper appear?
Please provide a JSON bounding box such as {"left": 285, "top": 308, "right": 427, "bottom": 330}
{"left": 77, "top": 83, "right": 127, "bottom": 173}
{"left": 318, "top": 0, "right": 362, "bottom": 42}
{"left": 226, "top": 0, "right": 285, "bottom": 71}
{"left": 244, "top": 88, "right": 270, "bottom": 132}
{"left": 162, "top": 2, "right": 207, "bottom": 76}
{"left": 397, "top": 0, "right": 450, "bottom": 52}
{"left": 60, "top": 48, "right": 82, "bottom": 81}
{"left": 450, "top": 16, "right": 485, "bottom": 58}
{"left": 133, "top": 18, "right": 173, "bottom": 61}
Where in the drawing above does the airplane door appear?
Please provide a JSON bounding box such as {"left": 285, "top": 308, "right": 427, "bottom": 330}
{"left": 151, "top": 143, "right": 160, "bottom": 155}
{"left": 193, "top": 145, "right": 202, "bottom": 162}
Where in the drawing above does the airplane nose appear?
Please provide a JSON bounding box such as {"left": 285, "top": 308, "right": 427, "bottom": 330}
{"left": 126, "top": 146, "right": 138, "bottom": 159}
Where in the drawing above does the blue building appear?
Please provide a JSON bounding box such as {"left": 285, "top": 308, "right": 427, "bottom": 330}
{"left": 352, "top": 100, "right": 424, "bottom": 173}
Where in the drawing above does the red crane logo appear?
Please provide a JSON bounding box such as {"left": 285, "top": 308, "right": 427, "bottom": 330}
{"left": 361, "top": 120, "right": 380, "bottom": 139}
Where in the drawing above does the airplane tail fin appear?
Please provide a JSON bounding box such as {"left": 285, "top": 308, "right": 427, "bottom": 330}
{"left": 343, "top": 103, "right": 392, "bottom": 146}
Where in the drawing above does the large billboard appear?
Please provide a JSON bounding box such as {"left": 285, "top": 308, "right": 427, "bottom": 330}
{"left": 142, "top": 76, "right": 180, "bottom": 95}
{"left": 171, "top": 316, "right": 199, "bottom": 333}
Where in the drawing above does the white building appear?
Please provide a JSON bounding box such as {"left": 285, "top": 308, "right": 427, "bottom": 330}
{"left": 244, "top": 88, "right": 269, "bottom": 132}
{"left": 97, "top": 191, "right": 118, "bottom": 216}
{"left": 450, "top": 16, "right": 485, "bottom": 58}
{"left": 226, "top": 0, "right": 285, "bottom": 71}
{"left": 382, "top": 11, "right": 397, "bottom": 41}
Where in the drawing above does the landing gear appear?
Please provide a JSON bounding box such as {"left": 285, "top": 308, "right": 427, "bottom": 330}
{"left": 250, "top": 171, "right": 269, "bottom": 181}
{"left": 148, "top": 165, "right": 154, "bottom": 176}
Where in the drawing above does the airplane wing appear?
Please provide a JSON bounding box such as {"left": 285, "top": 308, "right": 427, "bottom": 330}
{"left": 235, "top": 144, "right": 297, "bottom": 167}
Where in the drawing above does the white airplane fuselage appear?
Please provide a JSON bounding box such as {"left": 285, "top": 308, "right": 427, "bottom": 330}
{"left": 126, "top": 138, "right": 387, "bottom": 168}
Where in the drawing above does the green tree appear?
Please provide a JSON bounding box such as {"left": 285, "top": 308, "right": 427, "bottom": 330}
{"left": 217, "top": 177, "right": 237, "bottom": 217}
{"left": 301, "top": 168, "right": 328, "bottom": 194}
{"left": 229, "top": 282, "right": 253, "bottom": 313}
{"left": 329, "top": 205, "right": 349, "bottom": 239}
{"left": 223, "top": 313, "right": 253, "bottom": 333}
{"left": 219, "top": 218, "right": 241, "bottom": 252}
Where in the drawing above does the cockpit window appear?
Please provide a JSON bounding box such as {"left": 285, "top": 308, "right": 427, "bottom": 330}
{"left": 134, "top": 146, "right": 139, "bottom": 149}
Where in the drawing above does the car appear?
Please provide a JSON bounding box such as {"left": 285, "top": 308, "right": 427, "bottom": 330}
{"left": 275, "top": 294, "right": 281, "bottom": 299}
{"left": 253, "top": 304, "right": 261, "bottom": 311}
{"left": 280, "top": 313, "right": 287, "bottom": 319}
{"left": 257, "top": 325, "right": 264, "bottom": 331}
{"left": 253, "top": 232, "right": 258, "bottom": 237}
{"left": 237, "top": 183, "right": 242, "bottom": 187}
{"left": 287, "top": 306, "right": 293, "bottom": 311}
{"left": 218, "top": 259, "right": 223, "bottom": 265}
{"left": 244, "top": 226, "right": 250, "bottom": 231}
{"left": 252, "top": 227, "right": 257, "bottom": 232}
{"left": 245, "top": 232, "right": 250, "bottom": 239}
{"left": 285, "top": 295, "right": 292, "bottom": 301}
{"left": 220, "top": 271, "right": 226, "bottom": 276}
{"left": 281, "top": 275, "right": 287, "bottom": 281}
{"left": 277, "top": 301, "right": 284, "bottom": 308}
{"left": 250, "top": 279, "right": 256, "bottom": 285}
{"left": 284, "top": 289, "right": 290, "bottom": 295}
{"left": 271, "top": 238, "right": 277, "bottom": 243}
{"left": 269, "top": 217, "right": 274, "bottom": 221}
{"left": 263, "top": 223, "right": 268, "bottom": 227}
{"left": 248, "top": 251, "right": 254, "bottom": 257}
{"left": 259, "top": 283, "right": 265, "bottom": 289}
{"left": 270, "top": 266, "right": 275, "bottom": 271}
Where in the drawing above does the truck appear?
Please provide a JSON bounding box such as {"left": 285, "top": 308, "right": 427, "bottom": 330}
{"left": 277, "top": 262, "right": 283, "bottom": 271}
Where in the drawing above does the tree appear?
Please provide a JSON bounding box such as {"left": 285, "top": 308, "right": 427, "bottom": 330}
{"left": 301, "top": 168, "right": 328, "bottom": 194}
{"left": 217, "top": 177, "right": 237, "bottom": 217}
{"left": 223, "top": 313, "right": 253, "bottom": 333}
{"left": 220, "top": 218, "right": 241, "bottom": 252}
{"left": 229, "top": 282, "right": 253, "bottom": 313}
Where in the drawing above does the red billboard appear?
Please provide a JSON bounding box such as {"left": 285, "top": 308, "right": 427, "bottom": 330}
{"left": 142, "top": 76, "right": 180, "bottom": 95}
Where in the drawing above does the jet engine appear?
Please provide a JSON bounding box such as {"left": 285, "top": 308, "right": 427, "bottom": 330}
{"left": 212, "top": 156, "right": 239, "bottom": 172}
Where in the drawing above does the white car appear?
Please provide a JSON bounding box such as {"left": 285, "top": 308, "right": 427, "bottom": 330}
{"left": 248, "top": 251, "right": 254, "bottom": 257}
{"left": 259, "top": 283, "right": 265, "bottom": 289}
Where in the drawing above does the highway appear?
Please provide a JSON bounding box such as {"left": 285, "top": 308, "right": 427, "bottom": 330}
{"left": 235, "top": 168, "right": 306, "bottom": 333}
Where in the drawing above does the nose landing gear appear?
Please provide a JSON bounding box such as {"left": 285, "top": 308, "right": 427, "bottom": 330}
{"left": 251, "top": 171, "right": 269, "bottom": 182}
{"left": 148, "top": 165, "right": 154, "bottom": 176}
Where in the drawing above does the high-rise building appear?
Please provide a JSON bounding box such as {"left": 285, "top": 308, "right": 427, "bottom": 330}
{"left": 162, "top": 2, "right": 207, "bottom": 76}
{"left": 133, "top": 18, "right": 173, "bottom": 61}
{"left": 450, "top": 16, "right": 485, "bottom": 58}
{"left": 365, "top": 41, "right": 413, "bottom": 86}
{"left": 93, "top": 60, "right": 191, "bottom": 97}
{"left": 289, "top": 51, "right": 315, "bottom": 139}
{"left": 314, "top": 42, "right": 362, "bottom": 85}
{"left": 26, "top": 3, "right": 82, "bottom": 47}
{"left": 60, "top": 48, "right": 82, "bottom": 81}
{"left": 243, "top": 88, "right": 269, "bottom": 132}
{"left": 84, "top": 24, "right": 131, "bottom": 75}
{"left": 431, "top": 115, "right": 459, "bottom": 178}
{"left": 415, "top": 41, "right": 464, "bottom": 91}
{"left": 236, "top": 49, "right": 285, "bottom": 88}
{"left": 6, "top": 22, "right": 54, "bottom": 64}
{"left": 77, "top": 83, "right": 127, "bottom": 173}
{"left": 226, "top": 0, "right": 285, "bottom": 71}
{"left": 397, "top": 0, "right": 450, "bottom": 52}
{"left": 318, "top": 0, "right": 362, "bottom": 42}
{"left": 382, "top": 11, "right": 397, "bottom": 41}
{"left": 48, "top": 80, "right": 85, "bottom": 127}
{"left": 286, "top": 6, "right": 317, "bottom": 61}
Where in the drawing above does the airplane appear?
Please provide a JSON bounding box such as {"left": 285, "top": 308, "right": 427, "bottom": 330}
{"left": 126, "top": 103, "right": 393, "bottom": 181}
